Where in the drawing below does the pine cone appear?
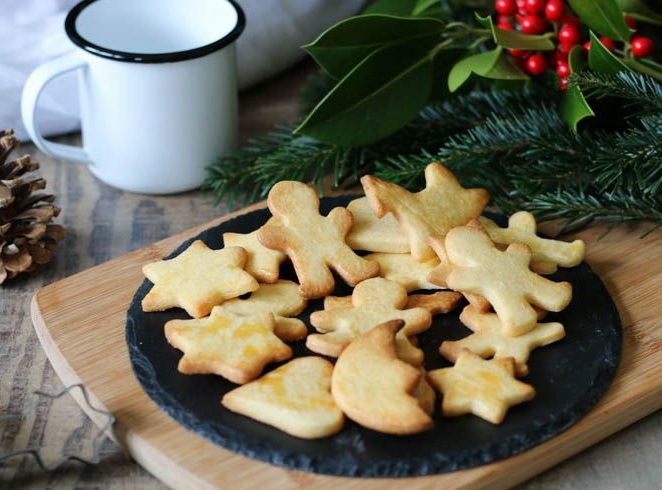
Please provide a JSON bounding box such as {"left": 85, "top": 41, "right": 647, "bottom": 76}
{"left": 0, "top": 129, "right": 66, "bottom": 284}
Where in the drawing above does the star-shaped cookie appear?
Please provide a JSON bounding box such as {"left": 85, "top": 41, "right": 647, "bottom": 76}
{"left": 257, "top": 181, "right": 379, "bottom": 299}
{"left": 444, "top": 226, "right": 572, "bottom": 336}
{"left": 213, "top": 280, "right": 308, "bottom": 341}
{"left": 361, "top": 163, "right": 489, "bottom": 261}
{"left": 223, "top": 218, "right": 287, "bottom": 283}
{"left": 307, "top": 277, "right": 431, "bottom": 365}
{"left": 142, "top": 240, "right": 259, "bottom": 318}
{"left": 441, "top": 305, "right": 566, "bottom": 376}
{"left": 165, "top": 310, "right": 292, "bottom": 384}
{"left": 427, "top": 349, "right": 535, "bottom": 424}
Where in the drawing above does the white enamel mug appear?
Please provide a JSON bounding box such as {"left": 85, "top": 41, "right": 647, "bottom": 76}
{"left": 22, "top": 0, "right": 245, "bottom": 194}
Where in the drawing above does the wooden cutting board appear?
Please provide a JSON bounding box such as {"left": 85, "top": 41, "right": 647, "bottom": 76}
{"left": 31, "top": 201, "right": 661, "bottom": 490}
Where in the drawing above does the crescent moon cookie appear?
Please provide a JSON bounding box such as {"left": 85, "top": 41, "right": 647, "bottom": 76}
{"left": 307, "top": 277, "right": 431, "bottom": 365}
{"left": 257, "top": 181, "right": 379, "bottom": 299}
{"left": 141, "top": 240, "right": 259, "bottom": 318}
{"left": 331, "top": 320, "right": 434, "bottom": 435}
{"left": 361, "top": 163, "right": 489, "bottom": 262}
{"left": 222, "top": 356, "right": 344, "bottom": 439}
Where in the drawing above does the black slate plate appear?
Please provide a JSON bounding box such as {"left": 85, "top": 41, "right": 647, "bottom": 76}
{"left": 126, "top": 196, "right": 622, "bottom": 477}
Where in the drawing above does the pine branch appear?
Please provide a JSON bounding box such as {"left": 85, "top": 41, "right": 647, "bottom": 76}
{"left": 570, "top": 71, "right": 662, "bottom": 117}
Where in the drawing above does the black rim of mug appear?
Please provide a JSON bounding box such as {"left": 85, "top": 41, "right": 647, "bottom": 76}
{"left": 64, "top": 0, "right": 246, "bottom": 63}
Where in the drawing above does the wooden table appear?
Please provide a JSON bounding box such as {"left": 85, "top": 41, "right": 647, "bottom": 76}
{"left": 1, "top": 60, "right": 660, "bottom": 489}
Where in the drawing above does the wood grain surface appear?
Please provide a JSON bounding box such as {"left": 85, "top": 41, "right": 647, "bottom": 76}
{"left": 1, "top": 60, "right": 661, "bottom": 489}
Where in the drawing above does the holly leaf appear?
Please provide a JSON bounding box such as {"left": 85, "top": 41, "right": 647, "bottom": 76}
{"left": 295, "top": 39, "right": 437, "bottom": 147}
{"left": 448, "top": 47, "right": 528, "bottom": 93}
{"left": 561, "top": 46, "right": 594, "bottom": 131}
{"left": 413, "top": 0, "right": 443, "bottom": 16}
{"left": 588, "top": 31, "right": 631, "bottom": 73}
{"left": 567, "top": 0, "right": 633, "bottom": 42}
{"left": 476, "top": 14, "right": 555, "bottom": 50}
{"left": 303, "top": 15, "right": 444, "bottom": 79}
{"left": 364, "top": 0, "right": 417, "bottom": 15}
{"left": 615, "top": 0, "right": 662, "bottom": 26}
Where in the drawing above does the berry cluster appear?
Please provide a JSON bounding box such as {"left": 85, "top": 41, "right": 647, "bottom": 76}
{"left": 494, "top": 0, "right": 655, "bottom": 89}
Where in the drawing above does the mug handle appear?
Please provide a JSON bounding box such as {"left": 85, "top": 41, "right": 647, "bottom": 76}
{"left": 21, "top": 52, "right": 91, "bottom": 163}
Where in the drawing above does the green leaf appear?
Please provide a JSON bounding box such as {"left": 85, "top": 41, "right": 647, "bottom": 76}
{"left": 615, "top": 0, "right": 662, "bottom": 26}
{"left": 567, "top": 0, "right": 633, "bottom": 41}
{"left": 561, "top": 46, "right": 594, "bottom": 131}
{"left": 295, "top": 39, "right": 437, "bottom": 147}
{"left": 303, "top": 15, "right": 444, "bottom": 79}
{"left": 430, "top": 48, "right": 468, "bottom": 100}
{"left": 364, "top": 0, "right": 417, "bottom": 15}
{"left": 448, "top": 47, "right": 528, "bottom": 93}
{"left": 476, "top": 14, "right": 555, "bottom": 50}
{"left": 588, "top": 31, "right": 631, "bottom": 73}
{"left": 413, "top": 0, "right": 441, "bottom": 16}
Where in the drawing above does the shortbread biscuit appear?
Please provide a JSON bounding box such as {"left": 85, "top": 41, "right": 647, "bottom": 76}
{"left": 444, "top": 226, "right": 572, "bottom": 336}
{"left": 142, "top": 240, "right": 259, "bottom": 318}
{"left": 214, "top": 280, "right": 308, "bottom": 341}
{"left": 345, "top": 197, "right": 409, "bottom": 253}
{"left": 361, "top": 163, "right": 489, "bottom": 261}
{"left": 222, "top": 357, "right": 344, "bottom": 439}
{"left": 257, "top": 181, "right": 379, "bottom": 299}
{"left": 476, "top": 212, "right": 585, "bottom": 274}
{"left": 366, "top": 252, "right": 442, "bottom": 292}
{"left": 332, "top": 320, "right": 434, "bottom": 434}
{"left": 165, "top": 311, "right": 292, "bottom": 384}
{"left": 427, "top": 349, "right": 535, "bottom": 424}
{"left": 324, "top": 290, "right": 462, "bottom": 317}
{"left": 307, "top": 277, "right": 431, "bottom": 365}
{"left": 441, "top": 305, "right": 566, "bottom": 376}
{"left": 223, "top": 219, "right": 286, "bottom": 283}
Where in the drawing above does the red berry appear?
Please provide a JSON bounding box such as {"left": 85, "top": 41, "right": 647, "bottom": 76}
{"left": 582, "top": 40, "right": 591, "bottom": 55}
{"left": 516, "top": 0, "right": 528, "bottom": 14}
{"left": 525, "top": 0, "right": 546, "bottom": 14}
{"left": 495, "top": 0, "right": 518, "bottom": 15}
{"left": 559, "top": 77, "right": 570, "bottom": 91}
{"left": 631, "top": 35, "right": 654, "bottom": 58}
{"left": 498, "top": 21, "right": 515, "bottom": 30}
{"left": 525, "top": 53, "right": 548, "bottom": 75}
{"left": 559, "top": 24, "right": 581, "bottom": 46}
{"left": 624, "top": 16, "right": 638, "bottom": 30}
{"left": 498, "top": 14, "right": 514, "bottom": 24}
{"left": 544, "top": 0, "right": 565, "bottom": 22}
{"left": 561, "top": 15, "right": 581, "bottom": 30}
{"left": 599, "top": 37, "right": 616, "bottom": 51}
{"left": 520, "top": 15, "right": 546, "bottom": 34}
{"left": 509, "top": 49, "right": 531, "bottom": 58}
{"left": 556, "top": 61, "right": 570, "bottom": 78}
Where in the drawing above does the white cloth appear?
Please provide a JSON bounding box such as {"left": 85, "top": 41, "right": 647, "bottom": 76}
{"left": 0, "top": 0, "right": 363, "bottom": 140}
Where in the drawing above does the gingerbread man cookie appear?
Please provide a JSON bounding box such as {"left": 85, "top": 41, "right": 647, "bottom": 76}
{"left": 444, "top": 226, "right": 572, "bottom": 336}
{"left": 257, "top": 181, "right": 379, "bottom": 299}
{"left": 307, "top": 277, "right": 431, "bottom": 365}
